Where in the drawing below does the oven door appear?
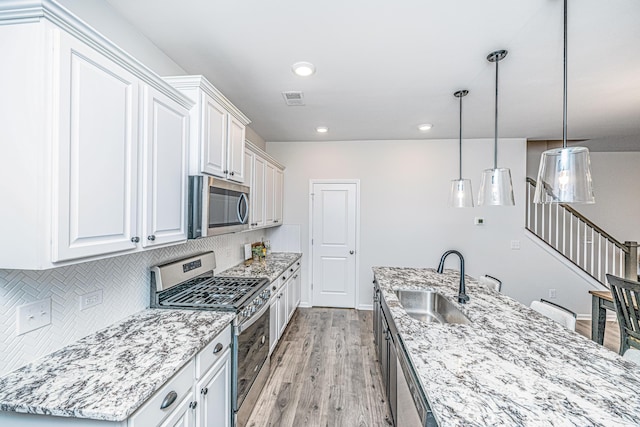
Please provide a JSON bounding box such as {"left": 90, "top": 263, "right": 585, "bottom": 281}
{"left": 235, "top": 303, "right": 270, "bottom": 411}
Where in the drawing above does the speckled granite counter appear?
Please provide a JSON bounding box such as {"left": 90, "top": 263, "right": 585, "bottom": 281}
{"left": 0, "top": 309, "right": 234, "bottom": 421}
{"left": 373, "top": 267, "right": 640, "bottom": 427}
{"left": 220, "top": 252, "right": 302, "bottom": 282}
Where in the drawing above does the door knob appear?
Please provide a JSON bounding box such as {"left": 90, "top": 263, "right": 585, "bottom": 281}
{"left": 349, "top": 250, "right": 354, "bottom": 255}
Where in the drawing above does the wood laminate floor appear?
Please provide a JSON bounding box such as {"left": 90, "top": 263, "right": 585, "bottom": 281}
{"left": 575, "top": 319, "right": 620, "bottom": 353}
{"left": 246, "top": 308, "right": 392, "bottom": 427}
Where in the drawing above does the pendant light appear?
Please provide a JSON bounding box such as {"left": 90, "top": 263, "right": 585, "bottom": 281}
{"left": 533, "top": 0, "right": 595, "bottom": 204}
{"left": 478, "top": 50, "right": 515, "bottom": 206}
{"left": 449, "top": 90, "right": 474, "bottom": 208}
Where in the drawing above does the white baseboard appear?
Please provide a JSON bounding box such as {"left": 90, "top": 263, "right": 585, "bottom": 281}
{"left": 358, "top": 304, "right": 373, "bottom": 311}
{"left": 298, "top": 302, "right": 312, "bottom": 308}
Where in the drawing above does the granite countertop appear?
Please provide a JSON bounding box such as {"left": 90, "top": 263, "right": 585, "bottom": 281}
{"left": 219, "top": 252, "right": 302, "bottom": 283}
{"left": 0, "top": 309, "right": 234, "bottom": 421}
{"left": 373, "top": 267, "right": 640, "bottom": 427}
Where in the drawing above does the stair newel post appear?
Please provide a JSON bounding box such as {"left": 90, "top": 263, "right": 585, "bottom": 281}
{"left": 624, "top": 241, "right": 638, "bottom": 280}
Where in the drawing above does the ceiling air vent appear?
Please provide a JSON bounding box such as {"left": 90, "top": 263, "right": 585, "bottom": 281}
{"left": 282, "top": 91, "right": 305, "bottom": 106}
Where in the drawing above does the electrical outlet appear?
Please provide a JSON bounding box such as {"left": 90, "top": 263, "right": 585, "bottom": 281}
{"left": 510, "top": 240, "right": 521, "bottom": 250}
{"left": 79, "top": 289, "right": 103, "bottom": 311}
{"left": 548, "top": 289, "right": 557, "bottom": 299}
{"left": 16, "top": 298, "right": 52, "bottom": 335}
{"left": 474, "top": 217, "right": 484, "bottom": 225}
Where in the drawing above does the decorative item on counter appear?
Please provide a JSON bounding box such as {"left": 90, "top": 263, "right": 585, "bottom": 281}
{"left": 264, "top": 240, "right": 271, "bottom": 255}
{"left": 251, "top": 242, "right": 267, "bottom": 266}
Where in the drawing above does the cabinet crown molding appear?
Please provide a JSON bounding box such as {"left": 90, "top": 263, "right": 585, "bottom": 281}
{"left": 164, "top": 75, "right": 251, "bottom": 126}
{"left": 246, "top": 141, "right": 285, "bottom": 170}
{"left": 0, "top": 0, "right": 194, "bottom": 110}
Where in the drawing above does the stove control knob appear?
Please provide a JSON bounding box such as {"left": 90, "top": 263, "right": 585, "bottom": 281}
{"left": 251, "top": 306, "right": 257, "bottom": 314}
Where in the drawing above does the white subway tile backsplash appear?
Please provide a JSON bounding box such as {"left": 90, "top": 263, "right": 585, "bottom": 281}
{"left": 0, "top": 230, "right": 265, "bottom": 375}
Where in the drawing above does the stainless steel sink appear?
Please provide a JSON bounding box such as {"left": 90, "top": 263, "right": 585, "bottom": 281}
{"left": 394, "top": 289, "right": 471, "bottom": 325}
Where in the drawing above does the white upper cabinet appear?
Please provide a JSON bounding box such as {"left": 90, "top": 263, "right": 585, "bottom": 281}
{"left": 53, "top": 31, "right": 140, "bottom": 262}
{"left": 227, "top": 115, "right": 246, "bottom": 182}
{"left": 252, "top": 154, "right": 266, "bottom": 227}
{"left": 140, "top": 85, "right": 190, "bottom": 248}
{"left": 164, "top": 76, "right": 250, "bottom": 184}
{"left": 274, "top": 168, "right": 284, "bottom": 225}
{"left": 264, "top": 162, "right": 275, "bottom": 225}
{"left": 200, "top": 94, "right": 228, "bottom": 177}
{"left": 245, "top": 142, "right": 284, "bottom": 230}
{"left": 0, "top": 2, "right": 194, "bottom": 269}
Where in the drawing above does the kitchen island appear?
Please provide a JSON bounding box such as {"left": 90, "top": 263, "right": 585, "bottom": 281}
{"left": 373, "top": 267, "right": 640, "bottom": 427}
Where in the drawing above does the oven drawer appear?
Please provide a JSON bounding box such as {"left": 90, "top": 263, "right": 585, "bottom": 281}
{"left": 128, "top": 360, "right": 194, "bottom": 427}
{"left": 196, "top": 324, "right": 232, "bottom": 379}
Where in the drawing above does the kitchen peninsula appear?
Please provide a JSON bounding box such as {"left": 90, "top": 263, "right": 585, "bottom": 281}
{"left": 373, "top": 267, "right": 640, "bottom": 426}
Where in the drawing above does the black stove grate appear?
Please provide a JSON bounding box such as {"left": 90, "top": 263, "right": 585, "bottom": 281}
{"left": 158, "top": 276, "right": 268, "bottom": 309}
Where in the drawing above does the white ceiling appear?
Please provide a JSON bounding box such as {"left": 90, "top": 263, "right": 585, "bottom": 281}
{"left": 106, "top": 0, "right": 640, "bottom": 148}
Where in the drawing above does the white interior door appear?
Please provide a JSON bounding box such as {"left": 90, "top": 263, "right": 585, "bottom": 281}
{"left": 311, "top": 181, "right": 358, "bottom": 308}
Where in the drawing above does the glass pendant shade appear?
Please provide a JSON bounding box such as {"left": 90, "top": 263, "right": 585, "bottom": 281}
{"left": 449, "top": 179, "right": 474, "bottom": 208}
{"left": 478, "top": 168, "right": 515, "bottom": 206}
{"left": 533, "top": 146, "right": 595, "bottom": 204}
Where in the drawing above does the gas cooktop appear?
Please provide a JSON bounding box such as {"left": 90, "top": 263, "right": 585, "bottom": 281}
{"left": 158, "top": 275, "right": 269, "bottom": 310}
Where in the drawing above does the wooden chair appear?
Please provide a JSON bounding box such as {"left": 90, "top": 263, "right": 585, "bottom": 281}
{"left": 606, "top": 274, "right": 640, "bottom": 355}
{"left": 479, "top": 274, "right": 502, "bottom": 293}
{"left": 530, "top": 299, "right": 577, "bottom": 331}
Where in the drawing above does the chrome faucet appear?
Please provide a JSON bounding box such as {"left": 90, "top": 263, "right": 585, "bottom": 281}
{"left": 437, "top": 250, "right": 469, "bottom": 304}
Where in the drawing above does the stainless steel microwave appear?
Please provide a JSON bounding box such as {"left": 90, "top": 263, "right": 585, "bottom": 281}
{"left": 188, "top": 176, "right": 250, "bottom": 238}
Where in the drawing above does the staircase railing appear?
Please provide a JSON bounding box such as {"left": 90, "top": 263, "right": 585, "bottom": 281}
{"left": 526, "top": 178, "right": 638, "bottom": 286}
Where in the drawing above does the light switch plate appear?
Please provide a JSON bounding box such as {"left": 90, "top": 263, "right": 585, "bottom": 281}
{"left": 244, "top": 243, "right": 252, "bottom": 260}
{"left": 16, "top": 298, "right": 51, "bottom": 335}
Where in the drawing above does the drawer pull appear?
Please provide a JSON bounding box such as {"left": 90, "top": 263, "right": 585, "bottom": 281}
{"left": 213, "top": 343, "right": 224, "bottom": 354}
{"left": 201, "top": 387, "right": 208, "bottom": 395}
{"left": 189, "top": 401, "right": 198, "bottom": 410}
{"left": 160, "top": 391, "right": 177, "bottom": 410}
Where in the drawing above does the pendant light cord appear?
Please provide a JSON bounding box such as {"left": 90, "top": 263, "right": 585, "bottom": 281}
{"left": 494, "top": 55, "right": 499, "bottom": 170}
{"left": 459, "top": 94, "right": 463, "bottom": 180}
{"left": 563, "top": 0, "right": 568, "bottom": 149}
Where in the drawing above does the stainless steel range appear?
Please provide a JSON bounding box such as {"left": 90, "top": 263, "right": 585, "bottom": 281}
{"left": 150, "top": 252, "right": 270, "bottom": 427}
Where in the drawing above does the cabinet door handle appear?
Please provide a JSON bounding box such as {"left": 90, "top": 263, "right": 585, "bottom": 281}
{"left": 189, "top": 401, "right": 198, "bottom": 410}
{"left": 131, "top": 236, "right": 140, "bottom": 243}
{"left": 160, "top": 391, "right": 177, "bottom": 409}
{"left": 349, "top": 250, "right": 354, "bottom": 255}
{"left": 294, "top": 275, "right": 298, "bottom": 279}
{"left": 213, "top": 343, "right": 224, "bottom": 354}
{"left": 201, "top": 387, "right": 208, "bottom": 395}
{"left": 290, "top": 268, "right": 294, "bottom": 272}
{"left": 230, "top": 171, "right": 235, "bottom": 176}
{"left": 148, "top": 235, "right": 156, "bottom": 241}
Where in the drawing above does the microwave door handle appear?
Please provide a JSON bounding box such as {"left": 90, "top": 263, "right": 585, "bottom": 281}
{"left": 237, "top": 193, "right": 249, "bottom": 224}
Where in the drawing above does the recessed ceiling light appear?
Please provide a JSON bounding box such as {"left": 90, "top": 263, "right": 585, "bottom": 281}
{"left": 418, "top": 123, "right": 433, "bottom": 131}
{"left": 316, "top": 126, "right": 329, "bottom": 133}
{"left": 292, "top": 62, "right": 316, "bottom": 77}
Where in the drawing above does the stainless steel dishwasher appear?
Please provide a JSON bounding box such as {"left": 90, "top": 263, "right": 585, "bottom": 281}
{"left": 396, "top": 335, "right": 438, "bottom": 427}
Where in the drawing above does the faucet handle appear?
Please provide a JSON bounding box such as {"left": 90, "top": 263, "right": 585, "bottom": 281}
{"left": 458, "top": 293, "right": 470, "bottom": 304}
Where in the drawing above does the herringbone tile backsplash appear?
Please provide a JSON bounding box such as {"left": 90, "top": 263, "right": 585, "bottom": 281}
{"left": 0, "top": 230, "right": 267, "bottom": 375}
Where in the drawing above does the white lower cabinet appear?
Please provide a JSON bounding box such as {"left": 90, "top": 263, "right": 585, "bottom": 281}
{"left": 194, "top": 348, "right": 231, "bottom": 427}
{"left": 129, "top": 324, "right": 232, "bottom": 427}
{"left": 159, "top": 393, "right": 195, "bottom": 427}
{"left": 128, "top": 361, "right": 195, "bottom": 427}
{"left": 269, "top": 261, "right": 302, "bottom": 355}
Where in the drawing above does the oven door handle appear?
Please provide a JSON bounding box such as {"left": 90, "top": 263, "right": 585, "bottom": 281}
{"left": 235, "top": 302, "right": 270, "bottom": 335}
